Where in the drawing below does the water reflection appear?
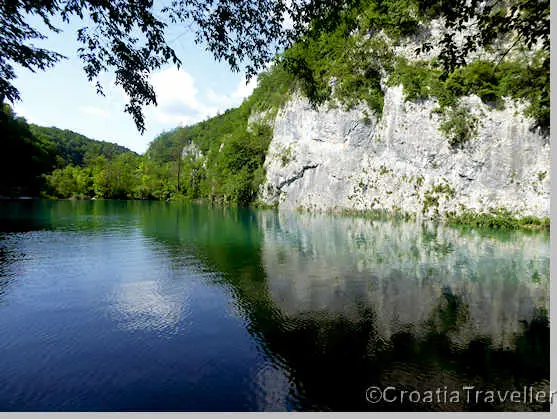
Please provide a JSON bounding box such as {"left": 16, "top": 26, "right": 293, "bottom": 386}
{"left": 137, "top": 204, "right": 549, "bottom": 411}
{"left": 110, "top": 279, "right": 191, "bottom": 333}
{"left": 0, "top": 201, "right": 550, "bottom": 411}
{"left": 0, "top": 199, "right": 146, "bottom": 233}
{"left": 252, "top": 212, "right": 550, "bottom": 411}
{"left": 0, "top": 245, "right": 18, "bottom": 299}
{"left": 259, "top": 212, "right": 549, "bottom": 349}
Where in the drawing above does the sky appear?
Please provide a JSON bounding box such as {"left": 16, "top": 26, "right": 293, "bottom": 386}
{"left": 10, "top": 9, "right": 259, "bottom": 155}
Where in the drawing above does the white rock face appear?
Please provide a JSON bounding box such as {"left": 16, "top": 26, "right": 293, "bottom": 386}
{"left": 259, "top": 88, "right": 550, "bottom": 218}
{"left": 182, "top": 141, "right": 203, "bottom": 161}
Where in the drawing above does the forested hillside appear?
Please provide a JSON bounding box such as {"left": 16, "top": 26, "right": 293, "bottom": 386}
{"left": 33, "top": 66, "right": 293, "bottom": 202}
{"left": 29, "top": 125, "right": 132, "bottom": 167}
{"left": 0, "top": 104, "right": 135, "bottom": 198}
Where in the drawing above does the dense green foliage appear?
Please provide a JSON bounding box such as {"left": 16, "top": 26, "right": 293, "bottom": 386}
{"left": 446, "top": 209, "right": 550, "bottom": 232}
{"left": 43, "top": 154, "right": 144, "bottom": 200}
{"left": 42, "top": 67, "right": 291, "bottom": 204}
{"left": 280, "top": 0, "right": 428, "bottom": 113}
{"left": 0, "top": 104, "right": 55, "bottom": 197}
{"left": 0, "top": 104, "right": 135, "bottom": 198}
{"left": 42, "top": 123, "right": 273, "bottom": 204}
{"left": 30, "top": 125, "right": 132, "bottom": 167}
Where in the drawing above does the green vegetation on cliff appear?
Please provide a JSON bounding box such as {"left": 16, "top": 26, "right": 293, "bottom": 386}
{"left": 388, "top": 54, "right": 549, "bottom": 142}
{"left": 280, "top": 0, "right": 548, "bottom": 140}
{"left": 279, "top": 0, "right": 431, "bottom": 114}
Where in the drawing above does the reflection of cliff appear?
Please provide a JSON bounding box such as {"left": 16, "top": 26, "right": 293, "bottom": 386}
{"left": 138, "top": 203, "right": 549, "bottom": 411}
{"left": 259, "top": 211, "right": 549, "bottom": 350}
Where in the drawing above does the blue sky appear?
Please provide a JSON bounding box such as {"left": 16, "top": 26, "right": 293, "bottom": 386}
{"left": 11, "top": 10, "right": 258, "bottom": 154}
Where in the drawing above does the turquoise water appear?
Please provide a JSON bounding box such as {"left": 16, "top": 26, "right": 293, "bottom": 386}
{"left": 0, "top": 200, "right": 550, "bottom": 411}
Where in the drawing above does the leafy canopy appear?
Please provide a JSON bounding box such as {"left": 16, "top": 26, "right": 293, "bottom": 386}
{"left": 1, "top": 0, "right": 549, "bottom": 133}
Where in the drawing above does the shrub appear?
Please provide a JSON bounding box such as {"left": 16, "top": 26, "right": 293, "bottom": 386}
{"left": 439, "top": 106, "right": 478, "bottom": 147}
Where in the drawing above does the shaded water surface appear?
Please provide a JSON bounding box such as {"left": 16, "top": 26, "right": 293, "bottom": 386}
{"left": 0, "top": 200, "right": 549, "bottom": 411}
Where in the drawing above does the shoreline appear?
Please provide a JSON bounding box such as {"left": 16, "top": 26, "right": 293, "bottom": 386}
{"left": 254, "top": 201, "right": 550, "bottom": 233}
{"left": 2, "top": 196, "right": 550, "bottom": 234}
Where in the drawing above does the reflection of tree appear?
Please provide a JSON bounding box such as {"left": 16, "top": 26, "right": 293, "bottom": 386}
{"left": 232, "top": 288, "right": 549, "bottom": 411}
{"left": 0, "top": 200, "right": 49, "bottom": 233}
{"left": 139, "top": 203, "right": 549, "bottom": 411}
{"left": 0, "top": 199, "right": 127, "bottom": 233}
{"left": 427, "top": 286, "right": 469, "bottom": 334}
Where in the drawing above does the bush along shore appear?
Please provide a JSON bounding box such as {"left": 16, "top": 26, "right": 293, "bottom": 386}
{"left": 286, "top": 205, "right": 550, "bottom": 233}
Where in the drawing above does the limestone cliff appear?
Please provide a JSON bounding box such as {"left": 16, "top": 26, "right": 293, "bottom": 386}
{"left": 258, "top": 89, "right": 550, "bottom": 218}
{"left": 254, "top": 10, "right": 550, "bottom": 218}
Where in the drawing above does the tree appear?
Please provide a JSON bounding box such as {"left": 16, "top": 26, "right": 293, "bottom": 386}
{"left": 1, "top": 0, "right": 181, "bottom": 134}
{"left": 0, "top": 103, "right": 57, "bottom": 196}
{"left": 416, "top": 0, "right": 549, "bottom": 75}
{"left": 417, "top": 0, "right": 549, "bottom": 133}
{"left": 1, "top": 1, "right": 549, "bottom": 134}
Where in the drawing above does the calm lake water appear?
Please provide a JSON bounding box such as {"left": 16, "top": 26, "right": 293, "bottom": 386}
{"left": 0, "top": 200, "right": 550, "bottom": 411}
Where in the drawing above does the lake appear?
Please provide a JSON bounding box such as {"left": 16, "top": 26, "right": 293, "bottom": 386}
{"left": 0, "top": 200, "right": 550, "bottom": 411}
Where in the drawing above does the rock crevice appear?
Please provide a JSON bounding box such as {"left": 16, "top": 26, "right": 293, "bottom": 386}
{"left": 277, "top": 164, "right": 320, "bottom": 191}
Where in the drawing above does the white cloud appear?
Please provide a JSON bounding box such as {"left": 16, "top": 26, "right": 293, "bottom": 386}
{"left": 204, "top": 77, "right": 258, "bottom": 112}
{"left": 232, "top": 76, "right": 258, "bottom": 99}
{"left": 151, "top": 67, "right": 200, "bottom": 112}
{"left": 79, "top": 106, "right": 110, "bottom": 118}
{"left": 145, "top": 67, "right": 260, "bottom": 127}
{"left": 148, "top": 67, "right": 204, "bottom": 125}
